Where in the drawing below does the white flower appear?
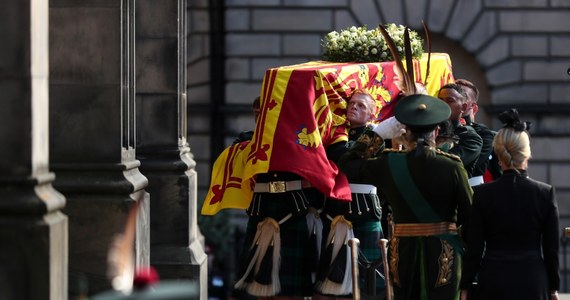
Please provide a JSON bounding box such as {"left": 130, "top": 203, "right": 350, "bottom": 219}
{"left": 321, "top": 23, "right": 423, "bottom": 62}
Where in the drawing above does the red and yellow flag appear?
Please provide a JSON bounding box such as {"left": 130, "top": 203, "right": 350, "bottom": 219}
{"left": 202, "top": 53, "right": 454, "bottom": 215}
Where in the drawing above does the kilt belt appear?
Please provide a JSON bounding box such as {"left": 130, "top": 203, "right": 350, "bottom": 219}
{"left": 254, "top": 179, "right": 312, "bottom": 193}
{"left": 393, "top": 222, "right": 457, "bottom": 237}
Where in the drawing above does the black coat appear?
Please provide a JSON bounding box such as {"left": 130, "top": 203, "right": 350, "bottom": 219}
{"left": 460, "top": 169, "right": 560, "bottom": 299}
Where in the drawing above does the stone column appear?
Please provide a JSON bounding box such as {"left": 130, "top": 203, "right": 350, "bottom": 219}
{"left": 49, "top": 0, "right": 149, "bottom": 296}
{"left": 0, "top": 0, "right": 68, "bottom": 299}
{"left": 135, "top": 0, "right": 207, "bottom": 298}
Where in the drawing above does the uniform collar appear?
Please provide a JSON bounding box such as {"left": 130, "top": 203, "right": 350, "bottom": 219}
{"left": 349, "top": 126, "right": 366, "bottom": 139}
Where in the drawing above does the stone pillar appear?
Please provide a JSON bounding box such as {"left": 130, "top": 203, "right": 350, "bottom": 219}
{"left": 135, "top": 1, "right": 207, "bottom": 299}
{"left": 0, "top": 0, "right": 68, "bottom": 299}
{"left": 49, "top": 0, "right": 149, "bottom": 296}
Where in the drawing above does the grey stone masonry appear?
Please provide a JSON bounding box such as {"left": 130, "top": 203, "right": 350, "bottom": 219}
{"left": 512, "top": 36, "right": 548, "bottom": 57}
{"left": 226, "top": 34, "right": 280, "bottom": 55}
{"left": 136, "top": 1, "right": 207, "bottom": 299}
{"left": 49, "top": 0, "right": 149, "bottom": 295}
{"left": 551, "top": 35, "right": 570, "bottom": 57}
{"left": 445, "top": 0, "right": 483, "bottom": 41}
{"left": 350, "top": 0, "right": 383, "bottom": 28}
{"left": 427, "top": 0, "right": 456, "bottom": 33}
{"left": 377, "top": 0, "right": 405, "bottom": 26}
{"left": 462, "top": 12, "right": 498, "bottom": 53}
{"left": 1, "top": 1, "right": 68, "bottom": 299}
{"left": 283, "top": 0, "right": 347, "bottom": 6}
{"left": 404, "top": 0, "right": 427, "bottom": 29}
{"left": 476, "top": 36, "right": 509, "bottom": 67}
{"left": 484, "top": 0, "right": 547, "bottom": 7}
{"left": 225, "top": 9, "right": 250, "bottom": 31}
{"left": 486, "top": 60, "right": 523, "bottom": 86}
{"left": 283, "top": 34, "right": 323, "bottom": 56}
{"left": 500, "top": 11, "right": 570, "bottom": 32}
{"left": 253, "top": 9, "right": 333, "bottom": 31}
{"left": 551, "top": 84, "right": 570, "bottom": 104}
{"left": 491, "top": 84, "right": 548, "bottom": 105}
{"left": 551, "top": 164, "right": 570, "bottom": 189}
{"left": 524, "top": 61, "right": 570, "bottom": 81}
{"left": 551, "top": 0, "right": 570, "bottom": 7}
{"left": 532, "top": 137, "right": 570, "bottom": 161}
{"left": 334, "top": 10, "right": 358, "bottom": 30}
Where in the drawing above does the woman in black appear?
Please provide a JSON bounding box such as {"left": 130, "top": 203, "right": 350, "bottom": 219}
{"left": 460, "top": 109, "right": 560, "bottom": 300}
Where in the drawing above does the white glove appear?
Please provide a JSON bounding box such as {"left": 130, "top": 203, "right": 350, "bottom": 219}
{"left": 372, "top": 116, "right": 406, "bottom": 139}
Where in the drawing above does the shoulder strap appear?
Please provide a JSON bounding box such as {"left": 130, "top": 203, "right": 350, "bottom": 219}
{"left": 387, "top": 153, "right": 441, "bottom": 222}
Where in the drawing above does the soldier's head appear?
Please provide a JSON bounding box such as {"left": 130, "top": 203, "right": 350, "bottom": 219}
{"left": 394, "top": 94, "right": 451, "bottom": 149}
{"left": 347, "top": 89, "right": 377, "bottom": 128}
{"left": 437, "top": 83, "right": 468, "bottom": 123}
{"left": 455, "top": 79, "right": 479, "bottom": 119}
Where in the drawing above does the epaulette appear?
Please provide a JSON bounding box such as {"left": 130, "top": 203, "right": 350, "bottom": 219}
{"left": 435, "top": 148, "right": 461, "bottom": 162}
{"left": 383, "top": 148, "right": 407, "bottom": 154}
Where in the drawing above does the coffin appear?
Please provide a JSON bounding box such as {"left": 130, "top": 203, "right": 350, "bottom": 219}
{"left": 202, "top": 53, "right": 454, "bottom": 215}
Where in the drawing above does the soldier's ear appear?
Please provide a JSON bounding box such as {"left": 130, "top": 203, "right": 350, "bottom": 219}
{"left": 472, "top": 103, "right": 479, "bottom": 114}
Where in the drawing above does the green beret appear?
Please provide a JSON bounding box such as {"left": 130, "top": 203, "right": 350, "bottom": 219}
{"left": 394, "top": 94, "right": 451, "bottom": 133}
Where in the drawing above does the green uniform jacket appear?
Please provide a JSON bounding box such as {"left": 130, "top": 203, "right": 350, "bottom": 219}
{"left": 449, "top": 121, "right": 483, "bottom": 177}
{"left": 338, "top": 143, "right": 473, "bottom": 300}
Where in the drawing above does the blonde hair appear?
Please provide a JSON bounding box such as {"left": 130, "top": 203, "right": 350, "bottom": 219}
{"left": 398, "top": 127, "right": 436, "bottom": 151}
{"left": 351, "top": 88, "right": 378, "bottom": 115}
{"left": 493, "top": 127, "right": 531, "bottom": 169}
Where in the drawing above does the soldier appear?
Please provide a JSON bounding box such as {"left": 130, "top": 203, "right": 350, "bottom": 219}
{"left": 338, "top": 94, "right": 472, "bottom": 300}
{"left": 234, "top": 96, "right": 338, "bottom": 299}
{"left": 315, "top": 89, "right": 391, "bottom": 299}
{"left": 455, "top": 79, "right": 498, "bottom": 185}
{"left": 437, "top": 83, "right": 483, "bottom": 178}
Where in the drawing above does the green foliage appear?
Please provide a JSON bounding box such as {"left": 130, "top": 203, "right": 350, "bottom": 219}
{"left": 198, "top": 210, "right": 234, "bottom": 263}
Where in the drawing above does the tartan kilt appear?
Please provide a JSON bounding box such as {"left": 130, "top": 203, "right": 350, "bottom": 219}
{"left": 320, "top": 197, "right": 386, "bottom": 297}
{"left": 236, "top": 188, "right": 323, "bottom": 297}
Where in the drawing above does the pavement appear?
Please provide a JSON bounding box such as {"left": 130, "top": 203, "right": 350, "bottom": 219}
{"left": 561, "top": 294, "right": 570, "bottom": 299}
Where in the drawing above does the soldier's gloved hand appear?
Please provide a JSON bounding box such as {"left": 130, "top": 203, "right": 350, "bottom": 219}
{"left": 371, "top": 116, "right": 406, "bottom": 139}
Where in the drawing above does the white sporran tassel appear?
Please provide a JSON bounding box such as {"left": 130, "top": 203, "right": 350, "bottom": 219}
{"left": 234, "top": 217, "right": 281, "bottom": 297}
{"left": 315, "top": 215, "right": 354, "bottom": 295}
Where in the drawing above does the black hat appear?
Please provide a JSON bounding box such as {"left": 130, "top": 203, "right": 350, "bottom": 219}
{"left": 394, "top": 94, "right": 451, "bottom": 133}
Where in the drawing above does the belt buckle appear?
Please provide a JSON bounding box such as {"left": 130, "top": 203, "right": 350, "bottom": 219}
{"left": 269, "top": 181, "right": 286, "bottom": 193}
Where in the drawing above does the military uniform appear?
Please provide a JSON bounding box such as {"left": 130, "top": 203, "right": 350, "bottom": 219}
{"left": 463, "top": 115, "right": 497, "bottom": 185}
{"left": 317, "top": 125, "right": 387, "bottom": 298}
{"left": 338, "top": 95, "right": 473, "bottom": 300}
{"left": 448, "top": 120, "right": 482, "bottom": 178}
{"left": 235, "top": 171, "right": 322, "bottom": 298}
{"left": 232, "top": 129, "right": 324, "bottom": 297}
